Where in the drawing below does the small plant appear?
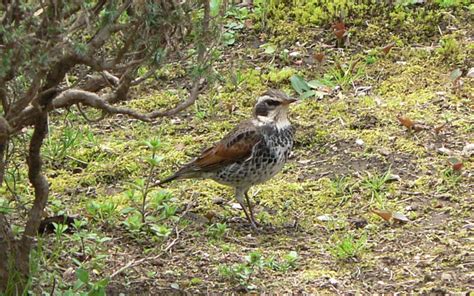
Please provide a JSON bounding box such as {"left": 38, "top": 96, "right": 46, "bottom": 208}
{"left": 245, "top": 251, "right": 264, "bottom": 268}
{"left": 440, "top": 167, "right": 463, "bottom": 189}
{"left": 128, "top": 138, "right": 164, "bottom": 223}
{"left": 329, "top": 233, "right": 368, "bottom": 260}
{"left": 326, "top": 59, "right": 365, "bottom": 90}
{"left": 361, "top": 168, "right": 392, "bottom": 206}
{"left": 218, "top": 263, "right": 254, "bottom": 286}
{"left": 51, "top": 222, "right": 68, "bottom": 261}
{"left": 122, "top": 138, "right": 180, "bottom": 241}
{"left": 86, "top": 200, "right": 118, "bottom": 221}
{"left": 436, "top": 35, "right": 460, "bottom": 59}
{"left": 206, "top": 223, "right": 228, "bottom": 240}
{"left": 265, "top": 251, "right": 299, "bottom": 272}
{"left": 221, "top": 6, "right": 248, "bottom": 46}
{"left": 43, "top": 127, "right": 82, "bottom": 163}
{"left": 330, "top": 176, "right": 353, "bottom": 205}
{"left": 62, "top": 267, "right": 108, "bottom": 296}
{"left": 218, "top": 250, "right": 299, "bottom": 287}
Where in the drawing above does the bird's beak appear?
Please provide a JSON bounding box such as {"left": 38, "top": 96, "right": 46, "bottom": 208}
{"left": 283, "top": 98, "right": 298, "bottom": 105}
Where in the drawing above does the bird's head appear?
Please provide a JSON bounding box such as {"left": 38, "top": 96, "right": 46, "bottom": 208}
{"left": 253, "top": 89, "right": 297, "bottom": 128}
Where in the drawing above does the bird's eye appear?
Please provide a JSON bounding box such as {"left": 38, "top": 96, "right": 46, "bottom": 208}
{"left": 266, "top": 100, "right": 280, "bottom": 107}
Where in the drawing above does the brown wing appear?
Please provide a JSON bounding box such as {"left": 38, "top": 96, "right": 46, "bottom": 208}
{"left": 192, "top": 120, "right": 262, "bottom": 172}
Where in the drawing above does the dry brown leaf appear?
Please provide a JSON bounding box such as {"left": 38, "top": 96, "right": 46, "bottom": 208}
{"left": 204, "top": 211, "right": 216, "bottom": 222}
{"left": 371, "top": 209, "right": 392, "bottom": 222}
{"left": 452, "top": 162, "right": 463, "bottom": 171}
{"left": 314, "top": 52, "right": 325, "bottom": 63}
{"left": 382, "top": 43, "right": 395, "bottom": 55}
{"left": 333, "top": 22, "right": 346, "bottom": 40}
{"left": 448, "top": 157, "right": 463, "bottom": 171}
{"left": 397, "top": 115, "right": 414, "bottom": 129}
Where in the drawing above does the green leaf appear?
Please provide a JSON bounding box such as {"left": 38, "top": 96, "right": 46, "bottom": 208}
{"left": 449, "top": 68, "right": 462, "bottom": 82}
{"left": 300, "top": 90, "right": 316, "bottom": 99}
{"left": 210, "top": 0, "right": 222, "bottom": 17}
{"left": 146, "top": 155, "right": 164, "bottom": 166}
{"left": 76, "top": 268, "right": 89, "bottom": 283}
{"left": 307, "top": 80, "right": 327, "bottom": 89}
{"left": 290, "top": 75, "right": 310, "bottom": 95}
{"left": 223, "top": 32, "right": 235, "bottom": 45}
{"left": 447, "top": 157, "right": 461, "bottom": 165}
{"left": 260, "top": 43, "right": 276, "bottom": 55}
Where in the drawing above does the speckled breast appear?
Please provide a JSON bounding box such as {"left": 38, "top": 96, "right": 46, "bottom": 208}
{"left": 212, "top": 126, "right": 295, "bottom": 188}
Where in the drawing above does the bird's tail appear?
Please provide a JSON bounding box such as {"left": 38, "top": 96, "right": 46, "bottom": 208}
{"left": 156, "top": 166, "right": 199, "bottom": 187}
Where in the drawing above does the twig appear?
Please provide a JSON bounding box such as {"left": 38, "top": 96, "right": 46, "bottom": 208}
{"left": 109, "top": 254, "right": 161, "bottom": 279}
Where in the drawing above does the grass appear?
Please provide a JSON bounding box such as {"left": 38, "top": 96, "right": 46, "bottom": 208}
{"left": 4, "top": 2, "right": 472, "bottom": 294}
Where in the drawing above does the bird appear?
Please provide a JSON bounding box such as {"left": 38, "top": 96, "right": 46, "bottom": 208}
{"left": 158, "top": 89, "right": 297, "bottom": 229}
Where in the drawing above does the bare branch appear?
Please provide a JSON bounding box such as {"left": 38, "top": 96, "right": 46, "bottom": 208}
{"left": 52, "top": 89, "right": 150, "bottom": 121}
{"left": 148, "top": 0, "right": 211, "bottom": 118}
{"left": 131, "top": 65, "right": 159, "bottom": 86}
{"left": 87, "top": 1, "right": 132, "bottom": 51}
{"left": 5, "top": 70, "right": 45, "bottom": 120}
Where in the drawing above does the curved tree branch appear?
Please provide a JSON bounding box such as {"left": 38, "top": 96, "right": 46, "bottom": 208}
{"left": 52, "top": 89, "right": 150, "bottom": 121}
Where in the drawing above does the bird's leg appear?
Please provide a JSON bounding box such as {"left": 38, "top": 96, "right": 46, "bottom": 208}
{"left": 245, "top": 191, "right": 257, "bottom": 227}
{"left": 238, "top": 200, "right": 258, "bottom": 230}
{"left": 236, "top": 189, "right": 258, "bottom": 230}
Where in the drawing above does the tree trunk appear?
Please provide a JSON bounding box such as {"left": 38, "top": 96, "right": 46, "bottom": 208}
{"left": 0, "top": 113, "right": 49, "bottom": 294}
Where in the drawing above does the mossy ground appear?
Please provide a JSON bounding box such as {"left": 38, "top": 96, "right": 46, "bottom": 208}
{"left": 11, "top": 3, "right": 473, "bottom": 294}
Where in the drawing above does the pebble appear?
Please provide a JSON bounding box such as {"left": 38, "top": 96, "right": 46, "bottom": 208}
{"left": 462, "top": 143, "right": 474, "bottom": 157}
{"left": 467, "top": 67, "right": 474, "bottom": 78}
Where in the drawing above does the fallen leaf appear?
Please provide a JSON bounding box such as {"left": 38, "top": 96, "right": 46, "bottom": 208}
{"left": 371, "top": 209, "right": 409, "bottom": 223}
{"left": 397, "top": 115, "right": 414, "bottom": 129}
{"left": 392, "top": 212, "right": 410, "bottom": 222}
{"left": 314, "top": 52, "right": 325, "bottom": 63}
{"left": 204, "top": 211, "right": 216, "bottom": 222}
{"left": 452, "top": 162, "right": 463, "bottom": 171}
{"left": 449, "top": 68, "right": 462, "bottom": 82}
{"left": 333, "top": 22, "right": 346, "bottom": 40}
{"left": 371, "top": 209, "right": 392, "bottom": 222}
{"left": 448, "top": 157, "right": 463, "bottom": 171}
{"left": 382, "top": 42, "right": 395, "bottom": 55}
